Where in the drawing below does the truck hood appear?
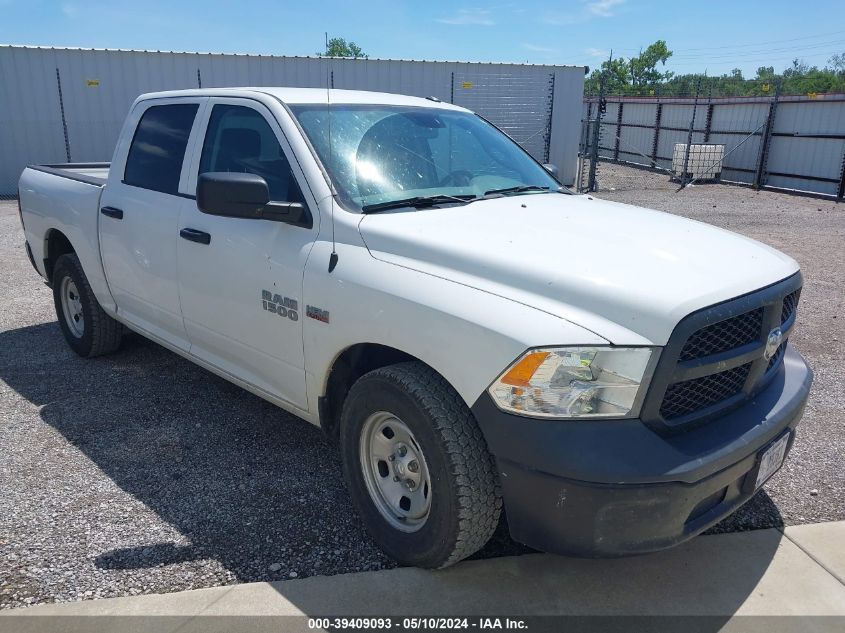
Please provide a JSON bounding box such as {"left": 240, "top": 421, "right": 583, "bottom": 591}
{"left": 358, "top": 193, "right": 799, "bottom": 345}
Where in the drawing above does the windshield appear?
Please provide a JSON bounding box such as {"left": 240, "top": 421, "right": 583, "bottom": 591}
{"left": 289, "top": 104, "right": 561, "bottom": 212}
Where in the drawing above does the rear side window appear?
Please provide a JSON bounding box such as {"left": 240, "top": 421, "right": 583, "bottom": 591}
{"left": 124, "top": 103, "right": 199, "bottom": 195}
{"left": 199, "top": 104, "right": 303, "bottom": 203}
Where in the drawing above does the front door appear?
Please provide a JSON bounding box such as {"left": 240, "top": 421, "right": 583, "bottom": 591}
{"left": 176, "top": 98, "right": 317, "bottom": 411}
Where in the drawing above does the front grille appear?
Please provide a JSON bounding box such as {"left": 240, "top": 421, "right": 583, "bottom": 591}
{"left": 644, "top": 275, "right": 803, "bottom": 429}
{"left": 679, "top": 308, "right": 763, "bottom": 361}
{"left": 781, "top": 289, "right": 801, "bottom": 325}
{"left": 660, "top": 363, "right": 752, "bottom": 419}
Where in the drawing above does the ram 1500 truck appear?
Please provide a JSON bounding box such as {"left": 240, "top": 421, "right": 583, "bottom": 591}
{"left": 18, "top": 88, "right": 812, "bottom": 568}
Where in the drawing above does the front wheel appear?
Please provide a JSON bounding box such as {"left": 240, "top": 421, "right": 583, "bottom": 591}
{"left": 340, "top": 362, "right": 501, "bottom": 568}
{"left": 52, "top": 253, "right": 123, "bottom": 357}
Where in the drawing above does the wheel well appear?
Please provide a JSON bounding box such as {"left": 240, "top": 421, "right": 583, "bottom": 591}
{"left": 44, "top": 229, "right": 75, "bottom": 282}
{"left": 319, "top": 343, "right": 417, "bottom": 442}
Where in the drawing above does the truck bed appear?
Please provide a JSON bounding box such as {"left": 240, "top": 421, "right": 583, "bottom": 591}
{"left": 27, "top": 162, "right": 110, "bottom": 187}
{"left": 19, "top": 163, "right": 112, "bottom": 302}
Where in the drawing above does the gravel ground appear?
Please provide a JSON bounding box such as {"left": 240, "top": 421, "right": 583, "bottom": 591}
{"left": 1, "top": 165, "right": 843, "bottom": 609}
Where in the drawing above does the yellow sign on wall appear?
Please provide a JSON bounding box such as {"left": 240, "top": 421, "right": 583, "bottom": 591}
{"left": 461, "top": 81, "right": 473, "bottom": 89}
{"left": 86, "top": 79, "right": 100, "bottom": 87}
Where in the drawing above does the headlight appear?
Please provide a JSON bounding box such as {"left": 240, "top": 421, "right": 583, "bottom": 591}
{"left": 488, "top": 347, "right": 655, "bottom": 419}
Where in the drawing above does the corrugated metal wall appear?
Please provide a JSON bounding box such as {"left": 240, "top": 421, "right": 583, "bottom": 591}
{"left": 452, "top": 71, "right": 555, "bottom": 161}
{"left": 584, "top": 94, "right": 845, "bottom": 198}
{"left": 0, "top": 46, "right": 586, "bottom": 195}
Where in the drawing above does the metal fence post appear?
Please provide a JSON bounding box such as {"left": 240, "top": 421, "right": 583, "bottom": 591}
{"left": 650, "top": 100, "right": 662, "bottom": 168}
{"left": 544, "top": 72, "right": 555, "bottom": 164}
{"left": 613, "top": 100, "right": 624, "bottom": 161}
{"left": 703, "top": 81, "right": 714, "bottom": 143}
{"left": 754, "top": 83, "right": 780, "bottom": 190}
{"left": 55, "top": 68, "right": 71, "bottom": 163}
{"left": 837, "top": 144, "right": 845, "bottom": 201}
{"left": 680, "top": 78, "right": 701, "bottom": 186}
{"left": 578, "top": 100, "right": 593, "bottom": 191}
{"left": 586, "top": 60, "right": 608, "bottom": 192}
{"left": 703, "top": 101, "right": 714, "bottom": 143}
{"left": 587, "top": 95, "right": 604, "bottom": 192}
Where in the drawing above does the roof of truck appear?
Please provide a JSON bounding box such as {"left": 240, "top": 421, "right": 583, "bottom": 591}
{"left": 137, "top": 87, "right": 468, "bottom": 110}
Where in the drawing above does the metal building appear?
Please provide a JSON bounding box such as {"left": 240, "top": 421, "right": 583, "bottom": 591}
{"left": 0, "top": 45, "right": 586, "bottom": 196}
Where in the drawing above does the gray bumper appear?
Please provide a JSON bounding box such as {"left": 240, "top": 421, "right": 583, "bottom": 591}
{"left": 470, "top": 344, "right": 812, "bottom": 556}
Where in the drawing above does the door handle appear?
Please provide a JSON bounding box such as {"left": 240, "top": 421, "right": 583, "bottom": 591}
{"left": 100, "top": 206, "right": 123, "bottom": 219}
{"left": 180, "top": 228, "right": 211, "bottom": 245}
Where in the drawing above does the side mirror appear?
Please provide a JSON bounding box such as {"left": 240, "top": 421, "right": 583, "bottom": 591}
{"left": 197, "top": 172, "right": 308, "bottom": 225}
{"left": 542, "top": 163, "right": 559, "bottom": 179}
{"left": 197, "top": 172, "right": 269, "bottom": 219}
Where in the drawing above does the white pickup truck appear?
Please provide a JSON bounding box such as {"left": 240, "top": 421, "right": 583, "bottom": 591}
{"left": 18, "top": 87, "right": 812, "bottom": 568}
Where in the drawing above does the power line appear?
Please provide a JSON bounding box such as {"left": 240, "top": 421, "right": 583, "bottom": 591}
{"left": 607, "top": 29, "right": 845, "bottom": 56}
{"left": 669, "top": 38, "right": 845, "bottom": 61}
{"left": 662, "top": 29, "right": 845, "bottom": 53}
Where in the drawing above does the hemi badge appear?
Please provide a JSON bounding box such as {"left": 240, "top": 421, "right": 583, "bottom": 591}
{"left": 306, "top": 305, "right": 330, "bottom": 324}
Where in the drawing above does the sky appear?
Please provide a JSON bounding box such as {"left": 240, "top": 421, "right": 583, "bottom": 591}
{"left": 1, "top": 0, "right": 843, "bottom": 78}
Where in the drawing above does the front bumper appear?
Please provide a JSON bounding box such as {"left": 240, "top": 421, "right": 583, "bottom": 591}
{"left": 471, "top": 344, "right": 813, "bottom": 557}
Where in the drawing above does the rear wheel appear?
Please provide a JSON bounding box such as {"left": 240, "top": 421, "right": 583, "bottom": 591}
{"left": 52, "top": 253, "right": 123, "bottom": 357}
{"left": 340, "top": 362, "right": 501, "bottom": 568}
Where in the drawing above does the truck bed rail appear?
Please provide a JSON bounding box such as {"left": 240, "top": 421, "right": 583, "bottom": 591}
{"left": 27, "top": 163, "right": 110, "bottom": 187}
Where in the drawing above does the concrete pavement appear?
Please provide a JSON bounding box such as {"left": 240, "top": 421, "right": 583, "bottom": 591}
{"left": 2, "top": 522, "right": 844, "bottom": 630}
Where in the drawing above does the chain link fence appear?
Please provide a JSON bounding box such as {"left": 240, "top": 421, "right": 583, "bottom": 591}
{"left": 578, "top": 81, "right": 845, "bottom": 200}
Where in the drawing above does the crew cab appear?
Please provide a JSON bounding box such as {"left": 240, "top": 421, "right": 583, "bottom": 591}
{"left": 17, "top": 88, "right": 812, "bottom": 568}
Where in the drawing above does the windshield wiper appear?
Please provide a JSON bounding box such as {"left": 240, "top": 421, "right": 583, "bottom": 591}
{"left": 480, "top": 185, "right": 553, "bottom": 198}
{"left": 361, "top": 194, "right": 477, "bottom": 214}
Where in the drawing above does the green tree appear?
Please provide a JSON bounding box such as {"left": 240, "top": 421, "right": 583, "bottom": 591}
{"left": 629, "top": 40, "right": 673, "bottom": 88}
{"left": 584, "top": 40, "right": 673, "bottom": 95}
{"left": 829, "top": 53, "right": 845, "bottom": 77}
{"left": 755, "top": 66, "right": 776, "bottom": 82}
{"left": 587, "top": 42, "right": 845, "bottom": 97}
{"left": 318, "top": 37, "right": 367, "bottom": 58}
{"left": 585, "top": 56, "right": 630, "bottom": 94}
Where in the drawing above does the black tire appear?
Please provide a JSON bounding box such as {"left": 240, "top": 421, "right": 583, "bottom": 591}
{"left": 52, "top": 253, "right": 123, "bottom": 357}
{"left": 340, "top": 362, "right": 501, "bottom": 568}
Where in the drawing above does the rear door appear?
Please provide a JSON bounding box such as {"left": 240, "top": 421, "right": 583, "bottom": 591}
{"left": 99, "top": 98, "right": 206, "bottom": 350}
{"left": 176, "top": 98, "right": 317, "bottom": 410}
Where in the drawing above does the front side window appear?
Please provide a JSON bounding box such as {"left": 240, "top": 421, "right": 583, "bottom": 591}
{"left": 289, "top": 104, "right": 560, "bottom": 211}
{"left": 124, "top": 103, "right": 198, "bottom": 194}
{"left": 199, "top": 104, "right": 303, "bottom": 203}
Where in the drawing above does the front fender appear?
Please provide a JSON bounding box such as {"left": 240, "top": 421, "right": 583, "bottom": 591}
{"left": 302, "top": 240, "right": 609, "bottom": 414}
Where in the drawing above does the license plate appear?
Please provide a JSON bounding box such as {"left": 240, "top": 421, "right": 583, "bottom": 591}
{"left": 755, "top": 433, "right": 790, "bottom": 489}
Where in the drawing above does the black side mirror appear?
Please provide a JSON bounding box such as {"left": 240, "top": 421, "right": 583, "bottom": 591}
{"left": 197, "top": 172, "right": 269, "bottom": 219}
{"left": 197, "top": 172, "right": 309, "bottom": 226}
{"left": 542, "top": 163, "right": 559, "bottom": 179}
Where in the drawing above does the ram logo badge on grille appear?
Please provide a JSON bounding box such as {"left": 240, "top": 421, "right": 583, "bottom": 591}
{"left": 764, "top": 328, "right": 783, "bottom": 360}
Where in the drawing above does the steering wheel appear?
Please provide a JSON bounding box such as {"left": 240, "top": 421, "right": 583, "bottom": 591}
{"left": 438, "top": 170, "right": 474, "bottom": 187}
